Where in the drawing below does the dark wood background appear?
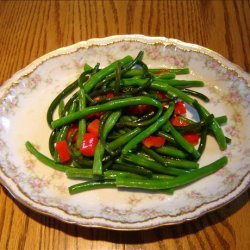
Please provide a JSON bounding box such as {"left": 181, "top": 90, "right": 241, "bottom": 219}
{"left": 0, "top": 1, "right": 249, "bottom": 249}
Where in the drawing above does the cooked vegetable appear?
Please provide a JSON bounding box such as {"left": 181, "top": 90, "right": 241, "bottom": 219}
{"left": 25, "top": 51, "right": 229, "bottom": 195}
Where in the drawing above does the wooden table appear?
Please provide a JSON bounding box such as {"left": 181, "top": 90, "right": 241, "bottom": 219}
{"left": 0, "top": 1, "right": 249, "bottom": 249}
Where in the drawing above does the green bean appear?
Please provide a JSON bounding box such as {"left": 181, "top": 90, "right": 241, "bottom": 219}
{"left": 174, "top": 114, "right": 214, "bottom": 133}
{"left": 194, "top": 100, "right": 227, "bottom": 150}
{"left": 167, "top": 122, "right": 200, "bottom": 159}
{"left": 155, "top": 146, "right": 188, "bottom": 159}
{"left": 95, "top": 51, "right": 144, "bottom": 90}
{"left": 132, "top": 111, "right": 155, "bottom": 123}
{"left": 156, "top": 131, "right": 176, "bottom": 144}
{"left": 131, "top": 77, "right": 154, "bottom": 95}
{"left": 85, "top": 93, "right": 95, "bottom": 104}
{"left": 122, "top": 103, "right": 174, "bottom": 154}
{"left": 154, "top": 73, "right": 176, "bottom": 79}
{"left": 149, "top": 68, "right": 190, "bottom": 74}
{"left": 126, "top": 68, "right": 189, "bottom": 75}
{"left": 92, "top": 142, "right": 106, "bottom": 175}
{"left": 92, "top": 63, "right": 100, "bottom": 74}
{"left": 116, "top": 157, "right": 228, "bottom": 190}
{"left": 114, "top": 62, "right": 121, "bottom": 95}
{"left": 122, "top": 79, "right": 195, "bottom": 105}
{"left": 123, "top": 153, "right": 190, "bottom": 176}
{"left": 48, "top": 129, "right": 58, "bottom": 156}
{"left": 56, "top": 101, "right": 78, "bottom": 141}
{"left": 182, "top": 89, "right": 210, "bottom": 102}
{"left": 61, "top": 92, "right": 79, "bottom": 117}
{"left": 83, "top": 56, "right": 133, "bottom": 93}
{"left": 58, "top": 100, "right": 65, "bottom": 117}
{"left": 103, "top": 160, "right": 114, "bottom": 171}
{"left": 142, "top": 146, "right": 199, "bottom": 170}
{"left": 136, "top": 60, "right": 150, "bottom": 78}
{"left": 69, "top": 179, "right": 116, "bottom": 194}
{"left": 72, "top": 160, "right": 92, "bottom": 169}
{"left": 51, "top": 96, "right": 162, "bottom": 128}
{"left": 116, "top": 111, "right": 155, "bottom": 127}
{"left": 103, "top": 111, "right": 122, "bottom": 139}
{"left": 177, "top": 116, "right": 196, "bottom": 125}
{"left": 112, "top": 162, "right": 152, "bottom": 177}
{"left": 93, "top": 111, "right": 121, "bottom": 175}
{"left": 93, "top": 94, "right": 135, "bottom": 105}
{"left": 76, "top": 87, "right": 86, "bottom": 148}
{"left": 155, "top": 79, "right": 204, "bottom": 88}
{"left": 152, "top": 174, "right": 174, "bottom": 180}
{"left": 108, "top": 127, "right": 142, "bottom": 151}
{"left": 88, "top": 87, "right": 113, "bottom": 98}
{"left": 25, "top": 141, "right": 70, "bottom": 172}
{"left": 105, "top": 170, "right": 148, "bottom": 179}
{"left": 126, "top": 71, "right": 176, "bottom": 80}
{"left": 117, "top": 108, "right": 163, "bottom": 128}
{"left": 197, "top": 126, "right": 208, "bottom": 160}
{"left": 84, "top": 63, "right": 93, "bottom": 71}
{"left": 66, "top": 168, "right": 93, "bottom": 179}
{"left": 68, "top": 129, "right": 78, "bottom": 148}
{"left": 98, "top": 112, "right": 113, "bottom": 153}
{"left": 119, "top": 115, "right": 137, "bottom": 122}
{"left": 215, "top": 115, "right": 228, "bottom": 124}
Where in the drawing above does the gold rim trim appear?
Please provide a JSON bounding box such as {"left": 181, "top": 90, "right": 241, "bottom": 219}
{"left": 0, "top": 35, "right": 250, "bottom": 230}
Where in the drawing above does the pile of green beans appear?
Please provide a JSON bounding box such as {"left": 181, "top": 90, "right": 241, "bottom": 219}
{"left": 25, "top": 51, "right": 229, "bottom": 195}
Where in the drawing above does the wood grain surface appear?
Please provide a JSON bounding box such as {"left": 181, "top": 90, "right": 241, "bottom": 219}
{"left": 0, "top": 1, "right": 249, "bottom": 249}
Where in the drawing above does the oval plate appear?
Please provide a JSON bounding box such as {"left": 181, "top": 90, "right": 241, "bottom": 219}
{"left": 0, "top": 35, "right": 250, "bottom": 230}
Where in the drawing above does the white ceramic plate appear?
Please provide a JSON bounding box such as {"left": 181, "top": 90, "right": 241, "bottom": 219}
{"left": 0, "top": 35, "right": 249, "bottom": 230}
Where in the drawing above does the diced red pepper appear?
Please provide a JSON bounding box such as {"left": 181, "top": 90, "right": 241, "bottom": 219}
{"left": 155, "top": 69, "right": 169, "bottom": 75}
{"left": 93, "top": 96, "right": 102, "bottom": 102}
{"left": 55, "top": 140, "right": 71, "bottom": 163}
{"left": 162, "top": 102, "right": 168, "bottom": 108}
{"left": 156, "top": 91, "right": 166, "bottom": 99}
{"left": 156, "top": 91, "right": 168, "bottom": 108}
{"left": 174, "top": 101, "right": 186, "bottom": 115}
{"left": 142, "top": 136, "right": 166, "bottom": 148}
{"left": 183, "top": 132, "right": 200, "bottom": 145}
{"left": 87, "top": 119, "right": 100, "bottom": 137}
{"left": 66, "top": 124, "right": 78, "bottom": 142}
{"left": 127, "top": 105, "right": 155, "bottom": 116}
{"left": 106, "top": 92, "right": 114, "bottom": 98}
{"left": 80, "top": 132, "right": 99, "bottom": 157}
{"left": 171, "top": 116, "right": 190, "bottom": 127}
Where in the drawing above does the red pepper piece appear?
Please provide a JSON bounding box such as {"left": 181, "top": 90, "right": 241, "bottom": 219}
{"left": 174, "top": 101, "right": 186, "bottom": 115}
{"left": 80, "top": 133, "right": 99, "bottom": 157}
{"left": 142, "top": 136, "right": 166, "bottom": 148}
{"left": 183, "top": 132, "right": 200, "bottom": 145}
{"left": 66, "top": 124, "right": 78, "bottom": 142}
{"left": 87, "top": 119, "right": 100, "bottom": 137}
{"left": 106, "top": 92, "right": 114, "bottom": 98}
{"left": 171, "top": 116, "right": 190, "bottom": 127}
{"left": 93, "top": 96, "right": 102, "bottom": 102}
{"left": 156, "top": 91, "right": 166, "bottom": 99}
{"left": 155, "top": 69, "right": 169, "bottom": 75}
{"left": 55, "top": 140, "right": 71, "bottom": 163}
{"left": 127, "top": 105, "right": 155, "bottom": 116}
{"left": 156, "top": 91, "right": 168, "bottom": 108}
